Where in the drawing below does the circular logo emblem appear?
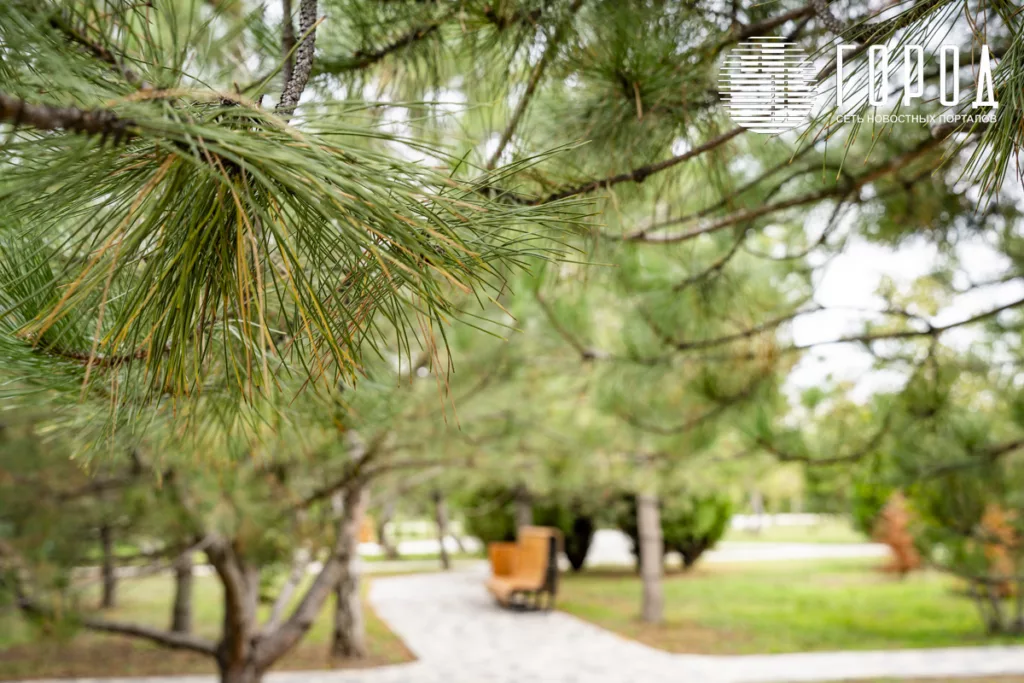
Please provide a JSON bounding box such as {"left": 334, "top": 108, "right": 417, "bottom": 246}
{"left": 720, "top": 37, "right": 816, "bottom": 134}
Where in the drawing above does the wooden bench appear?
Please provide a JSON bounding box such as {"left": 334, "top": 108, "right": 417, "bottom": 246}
{"left": 486, "top": 526, "right": 561, "bottom": 610}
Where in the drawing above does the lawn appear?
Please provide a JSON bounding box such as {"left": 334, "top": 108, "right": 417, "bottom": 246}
{"left": 558, "top": 558, "right": 1024, "bottom": 655}
{"left": 0, "top": 573, "right": 413, "bottom": 680}
{"left": 724, "top": 517, "right": 869, "bottom": 544}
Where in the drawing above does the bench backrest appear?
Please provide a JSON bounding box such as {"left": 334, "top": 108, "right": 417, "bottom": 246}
{"left": 488, "top": 542, "right": 518, "bottom": 577}
{"left": 517, "top": 526, "right": 561, "bottom": 590}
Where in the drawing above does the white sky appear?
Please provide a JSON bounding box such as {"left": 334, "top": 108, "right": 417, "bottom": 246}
{"left": 788, "top": 232, "right": 1023, "bottom": 401}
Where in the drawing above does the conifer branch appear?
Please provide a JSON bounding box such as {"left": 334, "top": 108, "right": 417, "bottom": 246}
{"left": 319, "top": 15, "right": 451, "bottom": 74}
{"left": 487, "top": 0, "right": 585, "bottom": 170}
{"left": 616, "top": 370, "right": 770, "bottom": 435}
{"left": 756, "top": 411, "right": 894, "bottom": 466}
{"left": 630, "top": 128, "right": 955, "bottom": 244}
{"left": 732, "top": 5, "right": 815, "bottom": 41}
{"left": 532, "top": 126, "right": 744, "bottom": 204}
{"left": 81, "top": 618, "right": 218, "bottom": 655}
{"left": 47, "top": 14, "right": 145, "bottom": 87}
{"left": 0, "top": 91, "right": 134, "bottom": 139}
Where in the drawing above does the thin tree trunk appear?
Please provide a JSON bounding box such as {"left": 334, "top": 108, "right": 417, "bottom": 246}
{"left": 452, "top": 530, "right": 468, "bottom": 554}
{"left": 514, "top": 486, "right": 533, "bottom": 530}
{"left": 432, "top": 490, "right": 451, "bottom": 570}
{"left": 967, "top": 581, "right": 993, "bottom": 632}
{"left": 637, "top": 492, "right": 664, "bottom": 624}
{"left": 99, "top": 524, "right": 116, "bottom": 609}
{"left": 985, "top": 581, "right": 1006, "bottom": 634}
{"left": 264, "top": 548, "right": 309, "bottom": 634}
{"left": 171, "top": 551, "right": 194, "bottom": 634}
{"left": 1014, "top": 578, "right": 1024, "bottom": 633}
{"left": 331, "top": 486, "right": 368, "bottom": 660}
{"left": 749, "top": 489, "right": 765, "bottom": 535}
{"left": 377, "top": 499, "right": 399, "bottom": 560}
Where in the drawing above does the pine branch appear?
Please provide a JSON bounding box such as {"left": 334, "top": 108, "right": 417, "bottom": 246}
{"left": 81, "top": 617, "right": 218, "bottom": 655}
{"left": 47, "top": 14, "right": 145, "bottom": 87}
{"left": 756, "top": 419, "right": 891, "bottom": 465}
{"left": 487, "top": 0, "right": 585, "bottom": 170}
{"left": 675, "top": 294, "right": 1024, "bottom": 359}
{"left": 276, "top": 0, "right": 319, "bottom": 118}
{"left": 534, "top": 290, "right": 609, "bottom": 361}
{"left": 917, "top": 439, "right": 1024, "bottom": 479}
{"left": 814, "top": 0, "right": 946, "bottom": 79}
{"left": 732, "top": 5, "right": 816, "bottom": 41}
{"left": 1, "top": 560, "right": 216, "bottom": 657}
{"left": 809, "top": 0, "right": 847, "bottom": 38}
{"left": 616, "top": 370, "right": 770, "bottom": 435}
{"left": 0, "top": 91, "right": 134, "bottom": 139}
{"left": 630, "top": 128, "right": 955, "bottom": 244}
{"left": 320, "top": 15, "right": 451, "bottom": 74}
{"left": 532, "top": 126, "right": 744, "bottom": 204}
{"left": 652, "top": 305, "right": 821, "bottom": 352}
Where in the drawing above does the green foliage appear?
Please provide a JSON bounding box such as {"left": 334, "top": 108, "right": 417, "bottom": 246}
{"left": 0, "top": 1, "right": 581, "bottom": 420}
{"left": 850, "top": 478, "right": 894, "bottom": 538}
{"left": 662, "top": 492, "right": 732, "bottom": 568}
{"left": 612, "top": 489, "right": 732, "bottom": 571}
{"left": 459, "top": 486, "right": 517, "bottom": 545}
{"left": 534, "top": 498, "right": 598, "bottom": 572}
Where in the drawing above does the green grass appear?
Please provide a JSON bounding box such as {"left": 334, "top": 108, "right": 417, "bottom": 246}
{"left": 559, "top": 558, "right": 1024, "bottom": 655}
{"left": 0, "top": 574, "right": 412, "bottom": 680}
{"left": 724, "top": 517, "right": 869, "bottom": 544}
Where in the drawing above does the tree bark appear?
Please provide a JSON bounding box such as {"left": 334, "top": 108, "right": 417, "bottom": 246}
{"left": 432, "top": 490, "right": 451, "bottom": 570}
{"left": 205, "top": 541, "right": 261, "bottom": 683}
{"left": 331, "top": 485, "right": 368, "bottom": 660}
{"left": 218, "top": 659, "right": 262, "bottom": 683}
{"left": 171, "top": 551, "right": 194, "bottom": 634}
{"left": 514, "top": 485, "right": 533, "bottom": 530}
{"left": 1014, "top": 578, "right": 1024, "bottom": 634}
{"left": 99, "top": 524, "right": 116, "bottom": 609}
{"left": 749, "top": 489, "right": 765, "bottom": 535}
{"left": 637, "top": 492, "right": 664, "bottom": 624}
{"left": 377, "top": 499, "right": 400, "bottom": 560}
{"left": 452, "top": 531, "right": 468, "bottom": 555}
{"left": 264, "top": 548, "right": 309, "bottom": 634}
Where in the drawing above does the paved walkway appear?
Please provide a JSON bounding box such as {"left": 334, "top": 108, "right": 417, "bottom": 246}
{"left": 34, "top": 567, "right": 1024, "bottom": 683}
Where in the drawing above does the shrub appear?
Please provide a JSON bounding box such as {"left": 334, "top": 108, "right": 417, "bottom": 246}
{"left": 535, "top": 501, "right": 597, "bottom": 572}
{"left": 613, "top": 490, "right": 732, "bottom": 571}
{"left": 460, "top": 487, "right": 517, "bottom": 545}
{"left": 663, "top": 493, "right": 733, "bottom": 568}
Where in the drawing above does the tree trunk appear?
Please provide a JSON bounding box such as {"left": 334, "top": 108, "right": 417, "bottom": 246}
{"left": 749, "top": 489, "right": 765, "bottom": 535}
{"left": 218, "top": 658, "right": 261, "bottom": 683}
{"left": 376, "top": 499, "right": 399, "bottom": 560}
{"left": 514, "top": 486, "right": 533, "bottom": 530}
{"left": 432, "top": 490, "right": 451, "bottom": 571}
{"left": 171, "top": 551, "right": 194, "bottom": 634}
{"left": 99, "top": 524, "right": 116, "bottom": 609}
{"left": 331, "top": 485, "right": 368, "bottom": 660}
{"left": 637, "top": 492, "right": 664, "bottom": 624}
{"left": 1014, "top": 578, "right": 1024, "bottom": 634}
{"left": 452, "top": 530, "right": 468, "bottom": 554}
